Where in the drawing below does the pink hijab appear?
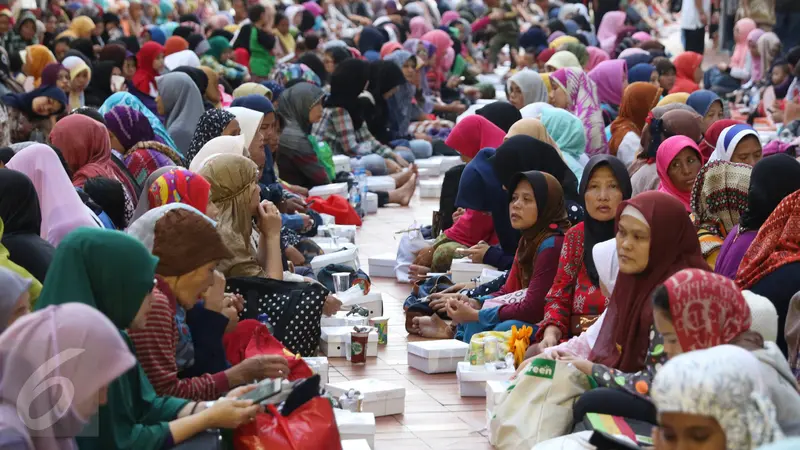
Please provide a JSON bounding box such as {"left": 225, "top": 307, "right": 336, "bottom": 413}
{"left": 598, "top": 11, "right": 627, "bottom": 53}
{"left": 551, "top": 68, "right": 608, "bottom": 155}
{"left": 747, "top": 28, "right": 766, "bottom": 81}
{"left": 730, "top": 18, "right": 757, "bottom": 69}
{"left": 445, "top": 115, "right": 507, "bottom": 159}
{"left": 6, "top": 144, "right": 101, "bottom": 246}
{"left": 0, "top": 304, "right": 135, "bottom": 450}
{"left": 586, "top": 47, "right": 610, "bottom": 71}
{"left": 656, "top": 135, "right": 701, "bottom": 211}
{"left": 421, "top": 29, "right": 453, "bottom": 89}
{"left": 632, "top": 31, "right": 652, "bottom": 42}
{"left": 410, "top": 16, "right": 432, "bottom": 39}
{"left": 441, "top": 10, "right": 460, "bottom": 26}
{"left": 588, "top": 59, "right": 627, "bottom": 106}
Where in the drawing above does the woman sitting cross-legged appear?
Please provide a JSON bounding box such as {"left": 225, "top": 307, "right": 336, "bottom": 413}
{"left": 128, "top": 204, "right": 290, "bottom": 400}
{"left": 411, "top": 170, "right": 569, "bottom": 342}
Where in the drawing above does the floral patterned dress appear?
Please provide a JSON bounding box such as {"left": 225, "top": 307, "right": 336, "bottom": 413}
{"left": 590, "top": 325, "right": 667, "bottom": 398}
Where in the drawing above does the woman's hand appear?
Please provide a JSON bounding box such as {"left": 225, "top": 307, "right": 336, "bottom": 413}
{"left": 452, "top": 207, "right": 465, "bottom": 223}
{"left": 257, "top": 200, "right": 282, "bottom": 236}
{"left": 459, "top": 242, "right": 490, "bottom": 263}
{"left": 202, "top": 270, "right": 227, "bottom": 313}
{"left": 557, "top": 356, "right": 593, "bottom": 375}
{"left": 445, "top": 298, "right": 479, "bottom": 324}
{"left": 226, "top": 384, "right": 258, "bottom": 399}
{"left": 323, "top": 294, "right": 342, "bottom": 316}
{"left": 227, "top": 355, "right": 291, "bottom": 386}
{"left": 408, "top": 264, "right": 431, "bottom": 281}
{"left": 202, "top": 398, "right": 260, "bottom": 429}
{"left": 539, "top": 326, "right": 562, "bottom": 350}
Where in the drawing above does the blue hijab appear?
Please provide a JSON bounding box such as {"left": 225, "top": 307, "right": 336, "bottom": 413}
{"left": 621, "top": 54, "right": 653, "bottom": 71}
{"left": 261, "top": 81, "right": 285, "bottom": 102}
{"left": 230, "top": 95, "right": 279, "bottom": 186}
{"left": 686, "top": 89, "right": 722, "bottom": 117}
{"left": 628, "top": 63, "right": 655, "bottom": 83}
{"left": 2, "top": 85, "right": 68, "bottom": 118}
{"left": 518, "top": 27, "right": 547, "bottom": 53}
{"left": 456, "top": 148, "right": 519, "bottom": 255}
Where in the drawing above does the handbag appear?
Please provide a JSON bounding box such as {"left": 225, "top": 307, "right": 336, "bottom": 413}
{"left": 172, "top": 430, "right": 223, "bottom": 450}
{"left": 489, "top": 358, "right": 593, "bottom": 450}
{"left": 226, "top": 277, "right": 329, "bottom": 357}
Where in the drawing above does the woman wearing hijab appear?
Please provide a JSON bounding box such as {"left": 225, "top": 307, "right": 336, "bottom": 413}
{"left": 540, "top": 107, "right": 589, "bottom": 180}
{"left": 545, "top": 51, "right": 582, "bottom": 71}
{"left": 186, "top": 109, "right": 239, "bottom": 166}
{"left": 104, "top": 105, "right": 185, "bottom": 185}
{"left": 588, "top": 59, "right": 628, "bottom": 122}
{"left": 708, "top": 18, "right": 759, "bottom": 95}
{"left": 627, "top": 63, "right": 657, "bottom": 85}
{"left": 549, "top": 67, "right": 608, "bottom": 156}
{"left": 84, "top": 60, "right": 120, "bottom": 107}
{"left": 655, "top": 135, "right": 704, "bottom": 211}
{"left": 657, "top": 92, "right": 691, "bottom": 106}
{"left": 670, "top": 51, "right": 704, "bottom": 94}
{"left": 61, "top": 55, "right": 91, "bottom": 110}
{"left": 414, "top": 171, "right": 570, "bottom": 342}
{"left": 698, "top": 119, "right": 743, "bottom": 160}
{"left": 22, "top": 45, "right": 55, "bottom": 89}
{"left": 133, "top": 41, "right": 165, "bottom": 98}
{"left": 652, "top": 269, "right": 800, "bottom": 433}
{"left": 475, "top": 102, "right": 522, "bottom": 132}
{"left": 33, "top": 228, "right": 261, "bottom": 449}
{"left": 165, "top": 35, "right": 189, "bottom": 56}
{"left": 228, "top": 106, "right": 266, "bottom": 170}
{"left": 534, "top": 155, "right": 631, "bottom": 351}
{"left": 201, "top": 36, "right": 248, "bottom": 85}
{"left": 197, "top": 154, "right": 284, "bottom": 279}
{"left": 0, "top": 303, "right": 137, "bottom": 449}
{"left": 585, "top": 47, "right": 610, "bottom": 72}
{"left": 0, "top": 169, "right": 54, "bottom": 284}
{"left": 685, "top": 89, "right": 724, "bottom": 130}
{"left": 504, "top": 119, "right": 561, "bottom": 155}
{"left": 506, "top": 69, "right": 548, "bottom": 110}
{"left": 420, "top": 29, "right": 453, "bottom": 92}
{"left": 156, "top": 72, "right": 204, "bottom": 156}
{"left": 560, "top": 191, "right": 708, "bottom": 422}
{"left": 5, "top": 144, "right": 102, "bottom": 246}
{"left": 189, "top": 135, "right": 249, "bottom": 173}
{"left": 716, "top": 155, "right": 800, "bottom": 281}
{"left": 276, "top": 82, "right": 330, "bottom": 188}
{"left": 597, "top": 11, "right": 627, "bottom": 53}
{"left": 609, "top": 82, "right": 662, "bottom": 164}
{"left": 0, "top": 266, "right": 31, "bottom": 330}
{"left": 708, "top": 124, "right": 763, "bottom": 166}
{"left": 754, "top": 32, "right": 782, "bottom": 84}
{"left": 652, "top": 346, "right": 784, "bottom": 450}
{"left": 130, "top": 165, "right": 180, "bottom": 223}
{"left": 0, "top": 84, "right": 67, "bottom": 146}
{"left": 128, "top": 205, "right": 289, "bottom": 399}
{"left": 690, "top": 161, "right": 752, "bottom": 269}
{"left": 445, "top": 115, "right": 506, "bottom": 163}
{"left": 99, "top": 92, "right": 179, "bottom": 151}
{"left": 736, "top": 189, "right": 800, "bottom": 354}
{"left": 323, "top": 45, "right": 352, "bottom": 74}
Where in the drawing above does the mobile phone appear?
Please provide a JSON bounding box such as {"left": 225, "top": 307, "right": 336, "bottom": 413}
{"left": 238, "top": 378, "right": 282, "bottom": 403}
{"left": 588, "top": 431, "right": 641, "bottom": 450}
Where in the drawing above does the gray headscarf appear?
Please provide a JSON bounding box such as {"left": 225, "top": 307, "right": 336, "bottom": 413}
{"left": 277, "top": 82, "right": 325, "bottom": 155}
{"left": 129, "top": 165, "right": 180, "bottom": 224}
{"left": 0, "top": 267, "right": 31, "bottom": 333}
{"left": 384, "top": 50, "right": 416, "bottom": 138}
{"left": 507, "top": 69, "right": 549, "bottom": 107}
{"left": 156, "top": 72, "right": 205, "bottom": 155}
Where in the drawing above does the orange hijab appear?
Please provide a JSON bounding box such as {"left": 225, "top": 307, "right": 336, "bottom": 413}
{"left": 609, "top": 82, "right": 662, "bottom": 154}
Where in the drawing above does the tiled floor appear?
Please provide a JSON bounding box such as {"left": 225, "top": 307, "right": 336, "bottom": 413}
{"left": 332, "top": 189, "right": 493, "bottom": 450}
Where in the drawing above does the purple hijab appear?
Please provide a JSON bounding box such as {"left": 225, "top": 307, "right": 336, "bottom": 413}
{"left": 547, "top": 31, "right": 565, "bottom": 44}
{"left": 588, "top": 59, "right": 628, "bottom": 106}
{"left": 551, "top": 68, "right": 608, "bottom": 155}
{"left": 714, "top": 225, "right": 758, "bottom": 279}
{"left": 103, "top": 105, "right": 157, "bottom": 150}
{"left": 0, "top": 304, "right": 135, "bottom": 450}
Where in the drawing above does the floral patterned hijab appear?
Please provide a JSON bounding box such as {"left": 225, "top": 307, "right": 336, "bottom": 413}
{"left": 550, "top": 68, "right": 608, "bottom": 156}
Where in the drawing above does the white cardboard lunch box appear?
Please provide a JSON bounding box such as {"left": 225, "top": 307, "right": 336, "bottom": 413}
{"left": 321, "top": 310, "right": 370, "bottom": 328}
{"left": 417, "top": 167, "right": 436, "bottom": 178}
{"left": 308, "top": 182, "right": 349, "bottom": 199}
{"left": 366, "top": 176, "right": 396, "bottom": 192}
{"left": 419, "top": 179, "right": 443, "bottom": 198}
{"left": 326, "top": 379, "right": 406, "bottom": 417}
{"left": 479, "top": 268, "right": 506, "bottom": 285}
{"left": 320, "top": 326, "right": 378, "bottom": 358}
{"left": 339, "top": 291, "right": 384, "bottom": 318}
{"left": 318, "top": 224, "right": 357, "bottom": 243}
{"left": 310, "top": 247, "right": 359, "bottom": 276}
{"left": 415, "top": 156, "right": 443, "bottom": 176}
{"left": 333, "top": 154, "right": 351, "bottom": 173}
{"left": 335, "top": 409, "right": 376, "bottom": 448}
{"left": 450, "top": 258, "right": 496, "bottom": 284}
{"left": 439, "top": 155, "right": 463, "bottom": 172}
{"left": 486, "top": 379, "right": 511, "bottom": 417}
{"left": 310, "top": 237, "right": 356, "bottom": 254}
{"left": 302, "top": 356, "right": 329, "bottom": 384}
{"left": 407, "top": 340, "right": 469, "bottom": 374}
{"left": 367, "top": 253, "right": 397, "bottom": 278}
{"left": 365, "top": 192, "right": 378, "bottom": 214}
{"left": 319, "top": 213, "right": 336, "bottom": 225}
{"left": 456, "top": 361, "right": 515, "bottom": 397}
{"left": 341, "top": 439, "right": 373, "bottom": 450}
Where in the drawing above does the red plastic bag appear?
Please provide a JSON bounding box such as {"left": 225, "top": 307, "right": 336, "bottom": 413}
{"left": 234, "top": 398, "right": 343, "bottom": 450}
{"left": 223, "top": 320, "right": 312, "bottom": 380}
{"left": 307, "top": 195, "right": 362, "bottom": 226}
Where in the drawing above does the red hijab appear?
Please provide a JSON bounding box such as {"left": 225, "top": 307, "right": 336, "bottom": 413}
{"left": 589, "top": 191, "right": 708, "bottom": 372}
{"left": 133, "top": 41, "right": 164, "bottom": 95}
{"left": 49, "top": 114, "right": 138, "bottom": 200}
{"left": 665, "top": 269, "right": 751, "bottom": 351}
{"left": 669, "top": 51, "right": 703, "bottom": 94}
{"left": 698, "top": 119, "right": 745, "bottom": 161}
{"left": 445, "top": 115, "right": 507, "bottom": 160}
{"left": 736, "top": 190, "right": 800, "bottom": 290}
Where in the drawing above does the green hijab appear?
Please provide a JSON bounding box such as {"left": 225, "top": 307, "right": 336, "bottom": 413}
{"left": 35, "top": 228, "right": 189, "bottom": 450}
{"left": 206, "top": 36, "right": 231, "bottom": 61}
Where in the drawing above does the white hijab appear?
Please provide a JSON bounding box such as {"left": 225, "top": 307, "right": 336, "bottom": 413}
{"left": 188, "top": 135, "right": 248, "bottom": 172}
{"left": 709, "top": 124, "right": 760, "bottom": 163}
{"left": 227, "top": 107, "right": 264, "bottom": 150}
{"left": 165, "top": 50, "right": 201, "bottom": 71}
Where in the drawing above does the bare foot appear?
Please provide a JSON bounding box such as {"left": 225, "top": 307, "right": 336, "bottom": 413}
{"left": 387, "top": 174, "right": 417, "bottom": 206}
{"left": 412, "top": 314, "right": 455, "bottom": 339}
{"left": 410, "top": 163, "right": 418, "bottom": 176}
{"left": 389, "top": 169, "right": 412, "bottom": 187}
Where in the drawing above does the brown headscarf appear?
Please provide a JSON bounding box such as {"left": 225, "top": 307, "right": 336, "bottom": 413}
{"left": 200, "top": 65, "right": 221, "bottom": 106}
{"left": 505, "top": 118, "right": 565, "bottom": 160}
{"left": 609, "top": 82, "right": 662, "bottom": 154}
{"left": 198, "top": 154, "right": 263, "bottom": 278}
{"left": 509, "top": 170, "right": 571, "bottom": 289}
{"left": 589, "top": 191, "right": 709, "bottom": 372}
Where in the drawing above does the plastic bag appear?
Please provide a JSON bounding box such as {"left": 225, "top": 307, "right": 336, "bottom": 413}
{"left": 395, "top": 225, "right": 430, "bottom": 283}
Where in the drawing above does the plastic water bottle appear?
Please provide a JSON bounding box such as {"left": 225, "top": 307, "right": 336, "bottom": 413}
{"left": 257, "top": 313, "right": 275, "bottom": 334}
{"left": 349, "top": 179, "right": 361, "bottom": 214}
{"left": 356, "top": 167, "right": 368, "bottom": 207}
